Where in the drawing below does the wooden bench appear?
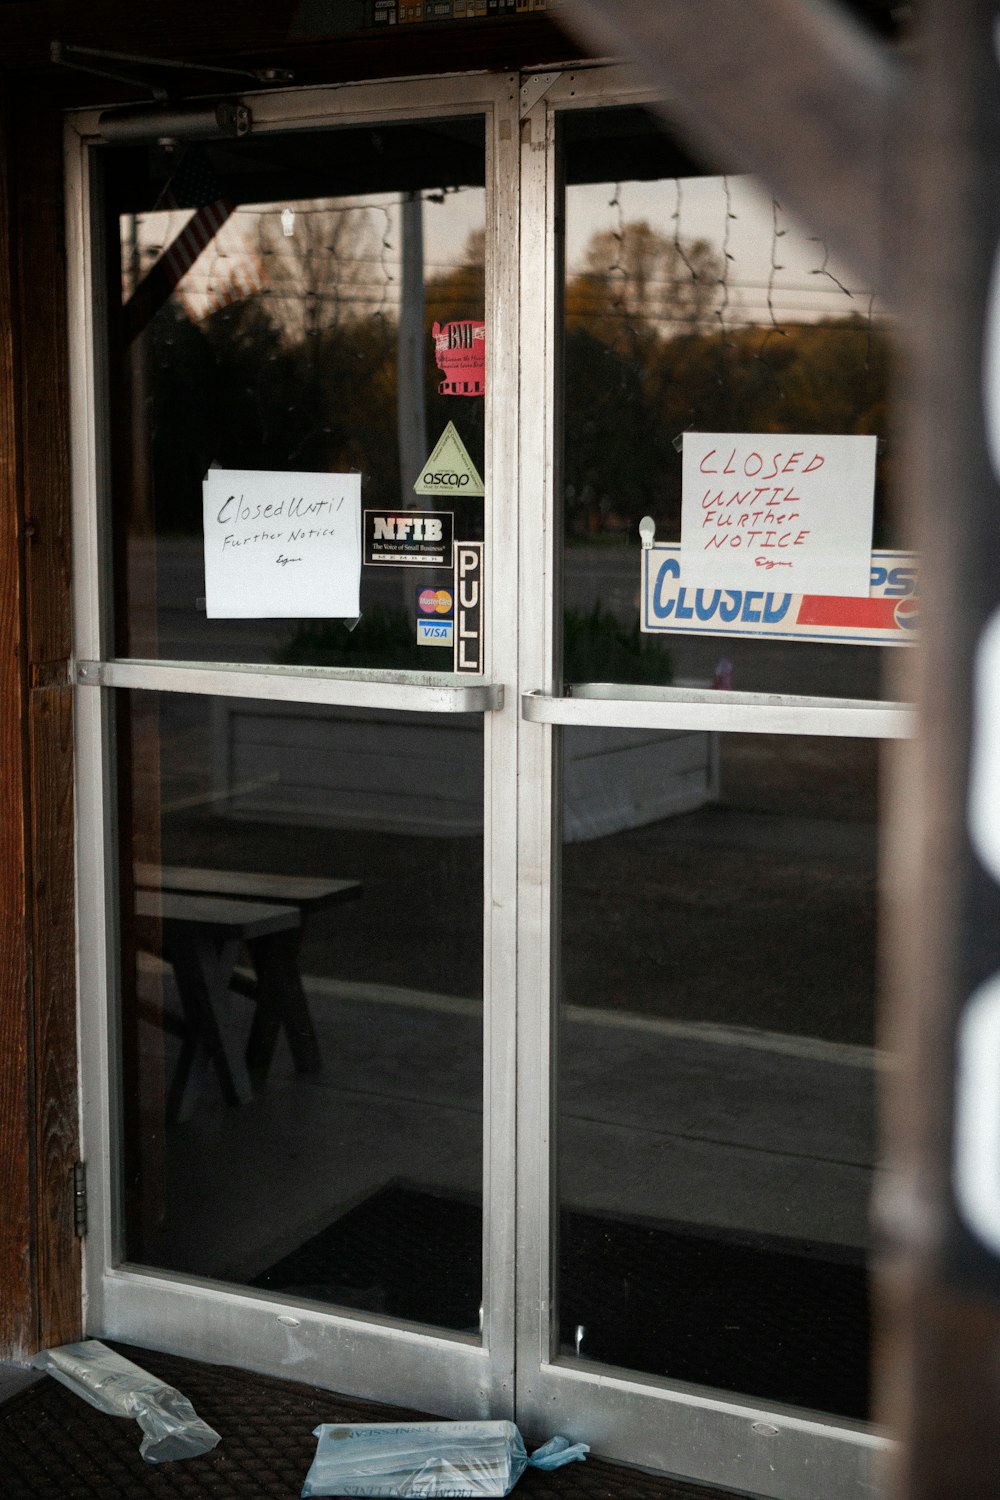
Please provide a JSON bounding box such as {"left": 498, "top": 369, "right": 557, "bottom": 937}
{"left": 134, "top": 889, "right": 301, "bottom": 1123}
{"left": 135, "top": 865, "right": 363, "bottom": 1088}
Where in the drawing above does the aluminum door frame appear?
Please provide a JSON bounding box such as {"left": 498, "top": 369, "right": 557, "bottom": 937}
{"left": 513, "top": 64, "right": 894, "bottom": 1500}
{"left": 66, "top": 70, "right": 520, "bottom": 1418}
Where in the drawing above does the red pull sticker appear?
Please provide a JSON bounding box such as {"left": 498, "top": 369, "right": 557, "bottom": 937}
{"left": 433, "top": 320, "right": 486, "bottom": 396}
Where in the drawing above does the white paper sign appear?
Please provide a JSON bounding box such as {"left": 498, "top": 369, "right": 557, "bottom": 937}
{"left": 203, "top": 468, "right": 361, "bottom": 619}
{"left": 680, "top": 433, "right": 877, "bottom": 598}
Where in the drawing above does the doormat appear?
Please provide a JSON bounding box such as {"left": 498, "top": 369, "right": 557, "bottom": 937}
{"left": 253, "top": 1182, "right": 870, "bottom": 1422}
{"left": 0, "top": 1342, "right": 738, "bottom": 1500}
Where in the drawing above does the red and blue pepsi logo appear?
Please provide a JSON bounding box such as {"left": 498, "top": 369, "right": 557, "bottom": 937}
{"left": 894, "top": 597, "right": 919, "bottom": 631}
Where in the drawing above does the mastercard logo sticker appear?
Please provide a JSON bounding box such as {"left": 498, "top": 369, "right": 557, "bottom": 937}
{"left": 418, "top": 588, "right": 454, "bottom": 616}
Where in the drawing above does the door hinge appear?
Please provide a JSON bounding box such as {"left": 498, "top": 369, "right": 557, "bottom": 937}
{"left": 73, "top": 1162, "right": 88, "bottom": 1238}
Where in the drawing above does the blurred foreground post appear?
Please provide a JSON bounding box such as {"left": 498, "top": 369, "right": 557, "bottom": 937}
{"left": 554, "top": 3, "right": 1000, "bottom": 1496}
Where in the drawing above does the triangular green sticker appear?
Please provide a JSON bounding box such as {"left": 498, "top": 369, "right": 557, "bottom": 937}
{"left": 413, "top": 421, "right": 484, "bottom": 498}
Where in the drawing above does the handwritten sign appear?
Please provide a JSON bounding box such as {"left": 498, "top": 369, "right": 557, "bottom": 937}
{"left": 680, "top": 433, "right": 877, "bottom": 598}
{"left": 203, "top": 468, "right": 361, "bottom": 618}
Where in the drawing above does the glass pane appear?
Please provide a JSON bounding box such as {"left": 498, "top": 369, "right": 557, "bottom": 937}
{"left": 556, "top": 727, "right": 878, "bottom": 1418}
{"left": 117, "top": 688, "right": 483, "bottom": 1333}
{"left": 559, "top": 107, "right": 904, "bottom": 700}
{"left": 104, "top": 119, "right": 485, "bottom": 666}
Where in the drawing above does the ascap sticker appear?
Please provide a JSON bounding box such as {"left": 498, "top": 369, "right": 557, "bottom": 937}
{"left": 363, "top": 510, "right": 453, "bottom": 568}
{"left": 416, "top": 585, "right": 454, "bottom": 646}
{"left": 641, "top": 543, "right": 918, "bottom": 645}
{"left": 433, "top": 320, "right": 486, "bottom": 396}
{"left": 454, "top": 541, "right": 484, "bottom": 673}
{"left": 414, "top": 421, "right": 484, "bottom": 497}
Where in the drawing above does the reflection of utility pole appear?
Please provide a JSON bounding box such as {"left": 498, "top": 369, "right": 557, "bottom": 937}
{"left": 123, "top": 212, "right": 166, "bottom": 1241}
{"left": 127, "top": 213, "right": 155, "bottom": 608}
{"left": 397, "top": 191, "right": 427, "bottom": 497}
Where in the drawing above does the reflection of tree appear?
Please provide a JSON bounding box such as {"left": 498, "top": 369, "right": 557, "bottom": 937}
{"left": 425, "top": 227, "right": 485, "bottom": 325}
{"left": 148, "top": 204, "right": 402, "bottom": 531}
{"left": 567, "top": 221, "right": 724, "bottom": 350}
{"left": 561, "top": 219, "right": 890, "bottom": 543}
{"left": 145, "top": 209, "right": 890, "bottom": 550}
{"left": 261, "top": 202, "right": 388, "bottom": 343}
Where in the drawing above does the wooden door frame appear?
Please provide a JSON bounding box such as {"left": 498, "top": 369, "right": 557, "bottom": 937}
{"left": 0, "top": 78, "right": 81, "bottom": 1361}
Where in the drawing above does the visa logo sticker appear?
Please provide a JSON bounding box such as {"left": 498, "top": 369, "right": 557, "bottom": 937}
{"left": 417, "top": 618, "right": 454, "bottom": 645}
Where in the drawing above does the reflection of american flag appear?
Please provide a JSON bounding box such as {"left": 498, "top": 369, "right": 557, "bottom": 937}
{"left": 126, "top": 146, "right": 236, "bottom": 339}
{"left": 173, "top": 225, "right": 265, "bottom": 322}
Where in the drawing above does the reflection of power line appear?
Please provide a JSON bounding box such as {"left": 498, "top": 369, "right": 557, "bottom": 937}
{"left": 172, "top": 274, "right": 859, "bottom": 302}
{"left": 231, "top": 190, "right": 480, "bottom": 216}
{"left": 175, "top": 274, "right": 463, "bottom": 291}
{"left": 257, "top": 258, "right": 478, "bottom": 275}
{"left": 133, "top": 187, "right": 479, "bottom": 223}
{"left": 569, "top": 273, "right": 877, "bottom": 297}
{"left": 566, "top": 304, "right": 891, "bottom": 327}
{"left": 176, "top": 289, "right": 878, "bottom": 327}
{"left": 174, "top": 269, "right": 880, "bottom": 315}
{"left": 172, "top": 280, "right": 476, "bottom": 305}
{"left": 141, "top": 249, "right": 476, "bottom": 272}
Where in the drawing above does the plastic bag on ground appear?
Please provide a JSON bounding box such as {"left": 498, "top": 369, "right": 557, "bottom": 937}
{"left": 301, "top": 1419, "right": 589, "bottom": 1497}
{"left": 31, "top": 1339, "right": 221, "bottom": 1463}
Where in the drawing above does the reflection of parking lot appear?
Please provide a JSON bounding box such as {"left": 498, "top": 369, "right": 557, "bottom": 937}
{"left": 562, "top": 732, "right": 878, "bottom": 1046}
{"left": 138, "top": 680, "right": 880, "bottom": 1358}
{"left": 148, "top": 971, "right": 876, "bottom": 1283}
{"left": 148, "top": 693, "right": 877, "bottom": 1049}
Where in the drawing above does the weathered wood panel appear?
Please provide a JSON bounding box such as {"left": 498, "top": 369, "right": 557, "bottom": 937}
{"left": 28, "top": 685, "right": 80, "bottom": 1348}
{"left": 0, "top": 82, "right": 80, "bottom": 1359}
{"left": 17, "top": 97, "right": 72, "bottom": 672}
{"left": 16, "top": 89, "right": 81, "bottom": 1352}
{"left": 0, "top": 82, "right": 37, "bottom": 1358}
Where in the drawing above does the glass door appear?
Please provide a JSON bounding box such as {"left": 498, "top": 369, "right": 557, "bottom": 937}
{"left": 68, "top": 62, "right": 907, "bottom": 1500}
{"left": 69, "top": 72, "right": 520, "bottom": 1417}
{"left": 514, "top": 69, "right": 907, "bottom": 1500}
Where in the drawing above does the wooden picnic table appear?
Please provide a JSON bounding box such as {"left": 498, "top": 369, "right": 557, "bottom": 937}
{"left": 134, "top": 889, "right": 299, "bottom": 1123}
{"left": 134, "top": 866, "right": 363, "bottom": 1106}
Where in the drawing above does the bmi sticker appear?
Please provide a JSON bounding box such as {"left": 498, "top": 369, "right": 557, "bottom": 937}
{"left": 416, "top": 585, "right": 454, "bottom": 646}
{"left": 454, "top": 541, "right": 484, "bottom": 673}
{"left": 414, "top": 421, "right": 484, "bottom": 497}
{"left": 363, "top": 510, "right": 454, "bottom": 567}
{"left": 433, "top": 320, "right": 486, "bottom": 396}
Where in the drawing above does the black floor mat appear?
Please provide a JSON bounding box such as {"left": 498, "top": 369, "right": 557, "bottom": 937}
{"left": 253, "top": 1183, "right": 870, "bottom": 1421}
{"left": 0, "top": 1343, "right": 742, "bottom": 1500}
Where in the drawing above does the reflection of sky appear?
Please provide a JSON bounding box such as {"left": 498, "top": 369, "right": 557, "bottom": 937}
{"left": 127, "top": 189, "right": 487, "bottom": 325}
{"left": 125, "top": 173, "right": 882, "bottom": 330}
{"left": 421, "top": 175, "right": 881, "bottom": 325}
{"left": 565, "top": 175, "right": 879, "bottom": 326}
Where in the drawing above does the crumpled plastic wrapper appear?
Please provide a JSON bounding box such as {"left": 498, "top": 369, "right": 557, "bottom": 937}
{"left": 301, "top": 1419, "right": 589, "bottom": 1497}
{"left": 32, "top": 1339, "right": 221, "bottom": 1463}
